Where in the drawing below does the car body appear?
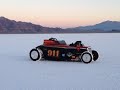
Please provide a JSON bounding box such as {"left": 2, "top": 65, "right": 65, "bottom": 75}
{"left": 29, "top": 38, "right": 99, "bottom": 64}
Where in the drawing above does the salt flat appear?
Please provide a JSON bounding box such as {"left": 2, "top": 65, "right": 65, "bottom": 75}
{"left": 0, "top": 33, "right": 120, "bottom": 90}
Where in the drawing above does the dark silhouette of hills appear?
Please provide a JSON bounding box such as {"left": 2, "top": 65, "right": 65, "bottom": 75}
{"left": 70, "top": 20, "right": 120, "bottom": 32}
{"left": 0, "top": 17, "right": 120, "bottom": 33}
{"left": 0, "top": 17, "right": 65, "bottom": 33}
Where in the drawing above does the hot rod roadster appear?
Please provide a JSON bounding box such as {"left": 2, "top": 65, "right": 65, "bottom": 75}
{"left": 29, "top": 38, "right": 99, "bottom": 64}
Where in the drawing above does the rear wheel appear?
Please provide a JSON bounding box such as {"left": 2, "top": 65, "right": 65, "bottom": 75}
{"left": 30, "top": 49, "right": 42, "bottom": 61}
{"left": 80, "top": 52, "right": 92, "bottom": 64}
{"left": 92, "top": 50, "right": 99, "bottom": 61}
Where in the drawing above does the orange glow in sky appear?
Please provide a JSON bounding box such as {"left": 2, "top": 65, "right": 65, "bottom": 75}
{"left": 0, "top": 0, "right": 120, "bottom": 28}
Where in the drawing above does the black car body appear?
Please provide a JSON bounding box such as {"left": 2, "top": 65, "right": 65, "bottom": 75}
{"left": 30, "top": 38, "right": 99, "bottom": 64}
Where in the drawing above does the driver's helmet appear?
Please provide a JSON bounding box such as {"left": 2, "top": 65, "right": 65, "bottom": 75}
{"left": 75, "top": 41, "right": 83, "bottom": 46}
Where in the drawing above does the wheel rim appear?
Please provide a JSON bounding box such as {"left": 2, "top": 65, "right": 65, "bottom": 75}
{"left": 37, "top": 49, "right": 43, "bottom": 60}
{"left": 82, "top": 53, "right": 91, "bottom": 62}
{"left": 39, "top": 52, "right": 42, "bottom": 60}
{"left": 31, "top": 50, "right": 39, "bottom": 60}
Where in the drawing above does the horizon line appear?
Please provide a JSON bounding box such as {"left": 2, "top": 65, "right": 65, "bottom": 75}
{"left": 0, "top": 16, "right": 120, "bottom": 29}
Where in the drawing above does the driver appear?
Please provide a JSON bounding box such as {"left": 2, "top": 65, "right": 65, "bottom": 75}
{"left": 75, "top": 41, "right": 83, "bottom": 47}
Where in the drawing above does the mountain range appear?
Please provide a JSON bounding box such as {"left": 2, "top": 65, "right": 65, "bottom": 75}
{"left": 0, "top": 17, "right": 65, "bottom": 33}
{"left": 0, "top": 16, "right": 120, "bottom": 33}
{"left": 71, "top": 20, "right": 120, "bottom": 32}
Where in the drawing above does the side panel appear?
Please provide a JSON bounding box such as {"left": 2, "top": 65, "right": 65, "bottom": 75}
{"left": 36, "top": 45, "right": 87, "bottom": 61}
{"left": 37, "top": 45, "right": 65, "bottom": 60}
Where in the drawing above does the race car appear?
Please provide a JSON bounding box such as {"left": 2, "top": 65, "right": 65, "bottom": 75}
{"left": 29, "top": 38, "right": 99, "bottom": 64}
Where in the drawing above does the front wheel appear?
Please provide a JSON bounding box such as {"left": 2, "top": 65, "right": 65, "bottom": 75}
{"left": 92, "top": 50, "right": 99, "bottom": 61}
{"left": 80, "top": 52, "right": 92, "bottom": 64}
{"left": 29, "top": 49, "right": 42, "bottom": 61}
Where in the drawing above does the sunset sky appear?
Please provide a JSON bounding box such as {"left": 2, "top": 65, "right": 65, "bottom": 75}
{"left": 0, "top": 0, "right": 120, "bottom": 28}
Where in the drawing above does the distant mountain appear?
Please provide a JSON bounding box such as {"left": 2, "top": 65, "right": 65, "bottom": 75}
{"left": 0, "top": 16, "right": 120, "bottom": 33}
{"left": 71, "top": 20, "right": 120, "bottom": 32}
{"left": 0, "top": 17, "right": 65, "bottom": 33}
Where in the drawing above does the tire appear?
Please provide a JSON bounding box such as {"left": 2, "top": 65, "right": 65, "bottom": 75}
{"left": 30, "top": 49, "right": 40, "bottom": 61}
{"left": 92, "top": 50, "right": 99, "bottom": 61}
{"left": 80, "top": 52, "right": 92, "bottom": 64}
{"left": 37, "top": 48, "right": 43, "bottom": 60}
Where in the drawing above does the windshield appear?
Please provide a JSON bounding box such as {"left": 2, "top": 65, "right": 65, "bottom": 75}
{"left": 58, "top": 40, "right": 66, "bottom": 45}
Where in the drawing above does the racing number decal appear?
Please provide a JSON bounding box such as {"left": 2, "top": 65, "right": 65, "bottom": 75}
{"left": 48, "top": 50, "right": 53, "bottom": 56}
{"left": 48, "top": 50, "right": 59, "bottom": 57}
